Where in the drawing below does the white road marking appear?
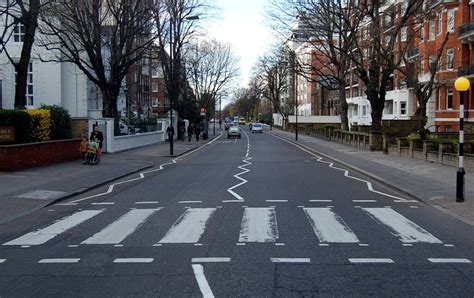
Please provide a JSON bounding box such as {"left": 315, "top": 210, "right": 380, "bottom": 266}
{"left": 403, "top": 244, "right": 413, "bottom": 247}
{"left": 265, "top": 200, "right": 288, "bottom": 203}
{"left": 239, "top": 208, "right": 279, "bottom": 243}
{"left": 3, "top": 210, "right": 103, "bottom": 246}
{"left": 428, "top": 258, "right": 471, "bottom": 264}
{"left": 410, "top": 206, "right": 419, "bottom": 209}
{"left": 304, "top": 208, "right": 359, "bottom": 243}
{"left": 91, "top": 202, "right": 115, "bottom": 205}
{"left": 270, "top": 258, "right": 311, "bottom": 263}
{"left": 113, "top": 258, "right": 154, "bottom": 263}
{"left": 39, "top": 258, "right": 80, "bottom": 264}
{"left": 309, "top": 200, "right": 332, "bottom": 202}
{"left": 318, "top": 243, "right": 330, "bottom": 247}
{"left": 153, "top": 244, "right": 162, "bottom": 247}
{"left": 16, "top": 190, "right": 66, "bottom": 200}
{"left": 192, "top": 258, "right": 231, "bottom": 263}
{"left": 67, "top": 245, "right": 79, "bottom": 248}
{"left": 114, "top": 244, "right": 124, "bottom": 247}
{"left": 48, "top": 209, "right": 55, "bottom": 212}
{"left": 158, "top": 208, "right": 216, "bottom": 244}
{"left": 275, "top": 243, "right": 285, "bottom": 246}
{"left": 270, "top": 134, "right": 412, "bottom": 202}
{"left": 358, "top": 244, "right": 369, "bottom": 247}
{"left": 178, "top": 201, "right": 202, "bottom": 204}
{"left": 192, "top": 264, "right": 215, "bottom": 298}
{"left": 0, "top": 259, "right": 6, "bottom": 263}
{"left": 352, "top": 200, "right": 377, "bottom": 203}
{"left": 236, "top": 243, "right": 246, "bottom": 246}
{"left": 362, "top": 208, "right": 442, "bottom": 243}
{"left": 135, "top": 201, "right": 159, "bottom": 204}
{"left": 349, "top": 258, "right": 394, "bottom": 264}
{"left": 444, "top": 244, "right": 455, "bottom": 247}
{"left": 194, "top": 243, "right": 203, "bottom": 246}
{"left": 223, "top": 130, "right": 251, "bottom": 203}
{"left": 21, "top": 245, "right": 30, "bottom": 248}
{"left": 82, "top": 208, "right": 161, "bottom": 245}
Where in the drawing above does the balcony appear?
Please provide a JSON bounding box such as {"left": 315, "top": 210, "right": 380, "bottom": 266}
{"left": 458, "top": 23, "right": 474, "bottom": 43}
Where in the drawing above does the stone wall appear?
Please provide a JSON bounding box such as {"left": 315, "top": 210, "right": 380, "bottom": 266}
{"left": 0, "top": 139, "right": 82, "bottom": 171}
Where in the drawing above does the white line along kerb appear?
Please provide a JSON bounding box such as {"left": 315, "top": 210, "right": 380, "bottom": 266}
{"left": 63, "top": 133, "right": 223, "bottom": 205}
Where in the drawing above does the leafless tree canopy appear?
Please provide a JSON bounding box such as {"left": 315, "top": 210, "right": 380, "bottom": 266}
{"left": 185, "top": 38, "right": 239, "bottom": 119}
{"left": 38, "top": 0, "right": 156, "bottom": 121}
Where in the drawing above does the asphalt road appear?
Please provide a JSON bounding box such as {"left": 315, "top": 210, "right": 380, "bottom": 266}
{"left": 0, "top": 125, "right": 473, "bottom": 297}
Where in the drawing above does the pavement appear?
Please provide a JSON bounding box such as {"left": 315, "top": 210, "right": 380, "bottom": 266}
{"left": 269, "top": 128, "right": 474, "bottom": 225}
{"left": 0, "top": 132, "right": 219, "bottom": 225}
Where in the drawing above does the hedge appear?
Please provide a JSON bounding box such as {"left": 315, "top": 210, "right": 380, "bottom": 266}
{"left": 0, "top": 109, "right": 31, "bottom": 144}
{"left": 40, "top": 105, "right": 72, "bottom": 140}
{"left": 27, "top": 109, "right": 51, "bottom": 142}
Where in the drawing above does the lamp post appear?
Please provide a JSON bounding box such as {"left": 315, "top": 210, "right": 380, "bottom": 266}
{"left": 168, "top": 14, "right": 199, "bottom": 155}
{"left": 454, "top": 77, "right": 470, "bottom": 202}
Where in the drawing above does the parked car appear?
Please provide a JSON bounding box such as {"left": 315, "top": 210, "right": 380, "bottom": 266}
{"left": 227, "top": 126, "right": 241, "bottom": 138}
{"left": 251, "top": 123, "right": 263, "bottom": 133}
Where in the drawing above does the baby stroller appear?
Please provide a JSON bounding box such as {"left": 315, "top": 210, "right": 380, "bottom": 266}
{"left": 84, "top": 147, "right": 100, "bottom": 165}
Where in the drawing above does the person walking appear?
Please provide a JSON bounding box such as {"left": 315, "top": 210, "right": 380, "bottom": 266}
{"left": 180, "top": 125, "right": 186, "bottom": 141}
{"left": 166, "top": 126, "right": 174, "bottom": 142}
{"left": 194, "top": 124, "right": 201, "bottom": 141}
{"left": 187, "top": 124, "right": 194, "bottom": 142}
{"left": 90, "top": 125, "right": 104, "bottom": 149}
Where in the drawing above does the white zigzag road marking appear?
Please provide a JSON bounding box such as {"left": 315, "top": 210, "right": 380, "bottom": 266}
{"left": 62, "top": 133, "right": 223, "bottom": 205}
{"left": 271, "top": 133, "right": 408, "bottom": 202}
{"left": 223, "top": 129, "right": 251, "bottom": 203}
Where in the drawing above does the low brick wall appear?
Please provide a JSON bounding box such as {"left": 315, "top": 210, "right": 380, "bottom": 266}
{"left": 0, "top": 139, "right": 81, "bottom": 171}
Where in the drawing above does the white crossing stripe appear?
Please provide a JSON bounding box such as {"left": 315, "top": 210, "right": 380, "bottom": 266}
{"left": 363, "top": 208, "right": 442, "bottom": 243}
{"left": 303, "top": 208, "right": 359, "bottom": 243}
{"left": 0, "top": 259, "right": 6, "bottom": 263}
{"left": 428, "top": 258, "right": 471, "bottom": 264}
{"left": 270, "top": 258, "right": 311, "bottom": 263}
{"left": 113, "top": 258, "right": 154, "bottom": 263}
{"left": 349, "top": 258, "right": 394, "bottom": 264}
{"left": 192, "top": 258, "right": 231, "bottom": 263}
{"left": 158, "top": 208, "right": 216, "bottom": 243}
{"left": 3, "top": 210, "right": 103, "bottom": 246}
{"left": 82, "top": 208, "right": 161, "bottom": 245}
{"left": 38, "top": 258, "right": 80, "bottom": 264}
{"left": 239, "top": 208, "right": 279, "bottom": 243}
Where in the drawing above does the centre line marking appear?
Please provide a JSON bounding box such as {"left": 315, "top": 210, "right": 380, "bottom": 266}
{"left": 113, "top": 258, "right": 154, "bottom": 263}
{"left": 135, "top": 201, "right": 159, "bottom": 204}
{"left": 270, "top": 258, "right": 311, "bottom": 263}
{"left": 349, "top": 258, "right": 394, "bottom": 264}
{"left": 428, "top": 258, "right": 471, "bottom": 264}
{"left": 39, "top": 258, "right": 80, "bottom": 264}
{"left": 353, "top": 200, "right": 377, "bottom": 203}
{"left": 192, "top": 258, "right": 231, "bottom": 263}
{"left": 67, "top": 245, "right": 79, "bottom": 248}
{"left": 444, "top": 244, "right": 454, "bottom": 247}
{"left": 309, "top": 200, "right": 332, "bottom": 203}
{"left": 192, "top": 264, "right": 215, "bottom": 298}
{"left": 266, "top": 200, "right": 288, "bottom": 203}
{"left": 91, "top": 202, "right": 115, "bottom": 205}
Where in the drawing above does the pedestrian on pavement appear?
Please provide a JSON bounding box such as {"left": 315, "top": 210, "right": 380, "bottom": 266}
{"left": 90, "top": 125, "right": 104, "bottom": 149}
{"left": 180, "top": 125, "right": 185, "bottom": 141}
{"left": 79, "top": 137, "right": 89, "bottom": 163}
{"left": 187, "top": 124, "right": 194, "bottom": 142}
{"left": 194, "top": 124, "right": 201, "bottom": 141}
{"left": 166, "top": 126, "right": 174, "bottom": 142}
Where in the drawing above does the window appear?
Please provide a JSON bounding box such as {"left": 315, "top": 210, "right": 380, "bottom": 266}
{"left": 362, "top": 105, "right": 367, "bottom": 116}
{"left": 152, "top": 82, "right": 158, "bottom": 92}
{"left": 446, "top": 87, "right": 453, "bottom": 110}
{"left": 446, "top": 48, "right": 454, "bottom": 70}
{"left": 13, "top": 23, "right": 25, "bottom": 42}
{"left": 429, "top": 20, "right": 435, "bottom": 40}
{"left": 400, "top": 102, "right": 407, "bottom": 115}
{"left": 437, "top": 13, "right": 442, "bottom": 35}
{"left": 419, "top": 24, "right": 424, "bottom": 41}
{"left": 384, "top": 100, "right": 394, "bottom": 114}
{"left": 429, "top": 55, "right": 436, "bottom": 72}
{"left": 400, "top": 26, "right": 407, "bottom": 42}
{"left": 447, "top": 9, "right": 455, "bottom": 32}
{"left": 15, "top": 63, "right": 33, "bottom": 106}
{"left": 353, "top": 105, "right": 358, "bottom": 116}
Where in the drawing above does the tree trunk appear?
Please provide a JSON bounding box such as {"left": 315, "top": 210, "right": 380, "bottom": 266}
{"left": 101, "top": 85, "right": 121, "bottom": 124}
{"left": 417, "top": 96, "right": 428, "bottom": 140}
{"left": 14, "top": 0, "right": 40, "bottom": 108}
{"left": 339, "top": 82, "right": 349, "bottom": 130}
{"left": 368, "top": 91, "right": 384, "bottom": 132}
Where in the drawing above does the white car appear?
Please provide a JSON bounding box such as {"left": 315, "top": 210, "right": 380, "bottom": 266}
{"left": 251, "top": 123, "right": 263, "bottom": 133}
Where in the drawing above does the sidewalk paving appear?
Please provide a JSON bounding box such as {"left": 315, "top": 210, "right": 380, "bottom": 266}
{"left": 0, "top": 133, "right": 218, "bottom": 225}
{"left": 270, "top": 128, "right": 474, "bottom": 226}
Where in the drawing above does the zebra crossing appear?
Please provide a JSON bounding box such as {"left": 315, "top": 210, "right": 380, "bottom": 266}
{"left": 2, "top": 207, "right": 443, "bottom": 247}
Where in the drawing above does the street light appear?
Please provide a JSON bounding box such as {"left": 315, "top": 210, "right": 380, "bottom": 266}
{"left": 168, "top": 14, "right": 199, "bottom": 155}
{"left": 454, "top": 77, "right": 470, "bottom": 202}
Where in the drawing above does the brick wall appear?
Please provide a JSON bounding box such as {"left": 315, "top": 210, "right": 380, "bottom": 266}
{"left": 0, "top": 139, "right": 81, "bottom": 171}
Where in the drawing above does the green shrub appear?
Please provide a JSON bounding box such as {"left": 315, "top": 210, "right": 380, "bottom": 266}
{"left": 0, "top": 109, "right": 32, "bottom": 143}
{"left": 40, "top": 105, "right": 72, "bottom": 140}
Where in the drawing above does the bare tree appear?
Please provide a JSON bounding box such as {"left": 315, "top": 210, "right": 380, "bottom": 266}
{"left": 0, "top": 0, "right": 44, "bottom": 108}
{"left": 185, "top": 38, "right": 239, "bottom": 119}
{"left": 38, "top": 0, "right": 156, "bottom": 124}
{"left": 268, "top": 0, "right": 360, "bottom": 130}
{"left": 152, "top": 0, "right": 209, "bottom": 120}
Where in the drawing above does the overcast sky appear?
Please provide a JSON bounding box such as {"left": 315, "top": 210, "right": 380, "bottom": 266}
{"left": 205, "top": 0, "right": 274, "bottom": 90}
